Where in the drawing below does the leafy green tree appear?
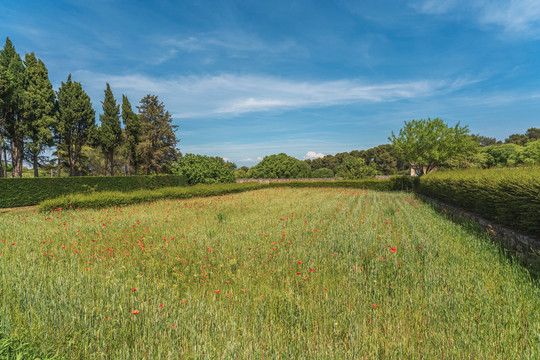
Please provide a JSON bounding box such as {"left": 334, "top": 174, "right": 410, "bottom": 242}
{"left": 234, "top": 169, "right": 250, "bottom": 179}
{"left": 251, "top": 153, "right": 311, "bottom": 178}
{"left": 56, "top": 74, "right": 95, "bottom": 176}
{"left": 389, "top": 118, "right": 477, "bottom": 176}
{"left": 312, "top": 168, "right": 334, "bottom": 178}
{"left": 505, "top": 133, "right": 529, "bottom": 146}
{"left": 336, "top": 157, "right": 377, "bottom": 179}
{"left": 484, "top": 143, "right": 523, "bottom": 167}
{"left": 0, "top": 38, "right": 26, "bottom": 177}
{"left": 525, "top": 128, "right": 540, "bottom": 141}
{"left": 137, "top": 94, "right": 179, "bottom": 174}
{"left": 121, "top": 95, "right": 141, "bottom": 175}
{"left": 171, "top": 153, "right": 235, "bottom": 184}
{"left": 520, "top": 139, "right": 540, "bottom": 165}
{"left": 97, "top": 83, "right": 122, "bottom": 176}
{"left": 471, "top": 135, "right": 501, "bottom": 147}
{"left": 22, "top": 53, "right": 55, "bottom": 177}
{"left": 362, "top": 144, "right": 406, "bottom": 175}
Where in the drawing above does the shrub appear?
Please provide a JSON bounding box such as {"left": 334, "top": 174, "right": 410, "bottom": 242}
{"left": 0, "top": 174, "right": 186, "bottom": 208}
{"left": 39, "top": 182, "right": 265, "bottom": 211}
{"left": 171, "top": 154, "right": 235, "bottom": 185}
{"left": 251, "top": 153, "right": 311, "bottom": 178}
{"left": 417, "top": 166, "right": 540, "bottom": 236}
{"left": 335, "top": 158, "right": 377, "bottom": 179}
{"left": 312, "top": 168, "right": 334, "bottom": 178}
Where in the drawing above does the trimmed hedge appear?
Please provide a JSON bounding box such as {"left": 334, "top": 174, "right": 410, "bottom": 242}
{"left": 417, "top": 166, "right": 540, "bottom": 237}
{"left": 38, "top": 177, "right": 414, "bottom": 211}
{"left": 0, "top": 175, "right": 187, "bottom": 208}
{"left": 270, "top": 177, "right": 416, "bottom": 191}
{"left": 39, "top": 182, "right": 266, "bottom": 211}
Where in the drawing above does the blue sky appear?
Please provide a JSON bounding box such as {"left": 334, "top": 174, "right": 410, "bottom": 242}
{"left": 1, "top": 0, "right": 539, "bottom": 165}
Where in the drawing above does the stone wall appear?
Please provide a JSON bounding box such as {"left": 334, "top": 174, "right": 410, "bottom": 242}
{"left": 417, "top": 193, "right": 540, "bottom": 276}
{"left": 236, "top": 178, "right": 343, "bottom": 184}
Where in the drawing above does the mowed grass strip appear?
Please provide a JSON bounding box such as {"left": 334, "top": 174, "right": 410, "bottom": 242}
{"left": 1, "top": 188, "right": 538, "bottom": 359}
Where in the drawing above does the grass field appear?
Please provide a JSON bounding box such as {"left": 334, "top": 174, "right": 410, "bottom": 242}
{"left": 0, "top": 187, "right": 538, "bottom": 359}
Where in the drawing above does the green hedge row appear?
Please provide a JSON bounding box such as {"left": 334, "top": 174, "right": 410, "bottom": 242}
{"left": 39, "top": 182, "right": 265, "bottom": 211}
{"left": 38, "top": 177, "right": 414, "bottom": 212}
{"left": 269, "top": 177, "right": 416, "bottom": 191}
{"left": 417, "top": 166, "right": 540, "bottom": 237}
{"left": 0, "top": 175, "right": 187, "bottom": 208}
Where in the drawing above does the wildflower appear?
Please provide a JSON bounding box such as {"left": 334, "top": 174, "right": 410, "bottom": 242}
{"left": 132, "top": 310, "right": 139, "bottom": 315}
{"left": 390, "top": 247, "right": 397, "bottom": 252}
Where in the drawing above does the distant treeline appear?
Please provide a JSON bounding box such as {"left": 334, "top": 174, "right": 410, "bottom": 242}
{"left": 0, "top": 37, "right": 179, "bottom": 179}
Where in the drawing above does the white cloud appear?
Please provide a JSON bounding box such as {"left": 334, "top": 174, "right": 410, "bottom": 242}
{"left": 257, "top": 157, "right": 263, "bottom": 160}
{"left": 413, "top": 0, "right": 540, "bottom": 36}
{"left": 223, "top": 157, "right": 230, "bottom": 162}
{"left": 73, "top": 71, "right": 476, "bottom": 119}
{"left": 304, "top": 151, "right": 325, "bottom": 160}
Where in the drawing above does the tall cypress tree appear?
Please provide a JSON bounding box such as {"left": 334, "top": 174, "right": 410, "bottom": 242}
{"left": 57, "top": 74, "right": 95, "bottom": 176}
{"left": 23, "top": 53, "right": 56, "bottom": 177}
{"left": 137, "top": 94, "right": 179, "bottom": 174}
{"left": 98, "top": 83, "right": 122, "bottom": 176}
{"left": 0, "top": 37, "right": 25, "bottom": 177}
{"left": 121, "top": 95, "right": 141, "bottom": 175}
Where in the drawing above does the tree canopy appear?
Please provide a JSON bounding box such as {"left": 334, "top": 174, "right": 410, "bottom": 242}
{"left": 389, "top": 118, "right": 477, "bottom": 175}
{"left": 137, "top": 94, "right": 180, "bottom": 175}
{"left": 171, "top": 153, "right": 235, "bottom": 185}
{"left": 251, "top": 153, "right": 311, "bottom": 179}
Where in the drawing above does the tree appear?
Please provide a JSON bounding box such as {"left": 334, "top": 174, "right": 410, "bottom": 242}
{"left": 312, "top": 168, "right": 334, "bottom": 178}
{"left": 251, "top": 153, "right": 311, "bottom": 178}
{"left": 121, "top": 95, "right": 141, "bottom": 175}
{"left": 389, "top": 118, "right": 477, "bottom": 176}
{"left": 362, "top": 144, "right": 406, "bottom": 175}
{"left": 0, "top": 38, "right": 25, "bottom": 177}
{"left": 97, "top": 83, "right": 122, "bottom": 176}
{"left": 56, "top": 74, "right": 95, "bottom": 176}
{"left": 23, "top": 53, "right": 55, "bottom": 177}
{"left": 171, "top": 153, "right": 235, "bottom": 184}
{"left": 137, "top": 95, "right": 179, "bottom": 174}
{"left": 471, "top": 135, "right": 501, "bottom": 147}
{"left": 505, "top": 133, "right": 529, "bottom": 146}
{"left": 335, "top": 157, "right": 377, "bottom": 179}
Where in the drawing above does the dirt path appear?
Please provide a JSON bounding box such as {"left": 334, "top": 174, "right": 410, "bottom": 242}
{"left": 0, "top": 205, "right": 39, "bottom": 215}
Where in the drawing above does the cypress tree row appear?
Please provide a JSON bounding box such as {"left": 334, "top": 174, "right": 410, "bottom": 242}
{"left": 97, "top": 83, "right": 122, "bottom": 176}
{"left": 23, "top": 53, "right": 56, "bottom": 177}
{"left": 56, "top": 74, "right": 95, "bottom": 176}
{"left": 0, "top": 37, "right": 181, "bottom": 177}
{"left": 122, "top": 94, "right": 141, "bottom": 175}
{"left": 0, "top": 38, "right": 25, "bottom": 177}
{"left": 137, "top": 94, "right": 179, "bottom": 175}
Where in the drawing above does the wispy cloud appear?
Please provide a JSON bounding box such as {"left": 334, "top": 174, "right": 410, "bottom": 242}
{"left": 73, "top": 71, "right": 478, "bottom": 118}
{"left": 413, "top": 0, "right": 540, "bottom": 36}
{"left": 163, "top": 31, "right": 302, "bottom": 58}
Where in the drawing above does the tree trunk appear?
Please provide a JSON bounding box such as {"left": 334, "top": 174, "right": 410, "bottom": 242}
{"left": 109, "top": 150, "right": 114, "bottom": 176}
{"left": 0, "top": 141, "right": 3, "bottom": 178}
{"left": 11, "top": 136, "right": 23, "bottom": 178}
{"left": 68, "top": 144, "right": 75, "bottom": 177}
{"left": 57, "top": 149, "right": 62, "bottom": 177}
{"left": 3, "top": 147, "right": 7, "bottom": 177}
{"left": 33, "top": 152, "right": 39, "bottom": 177}
{"left": 76, "top": 144, "right": 83, "bottom": 177}
{"left": 126, "top": 153, "right": 131, "bottom": 176}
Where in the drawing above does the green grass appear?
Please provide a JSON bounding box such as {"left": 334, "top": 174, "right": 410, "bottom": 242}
{"left": 1, "top": 188, "right": 538, "bottom": 359}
